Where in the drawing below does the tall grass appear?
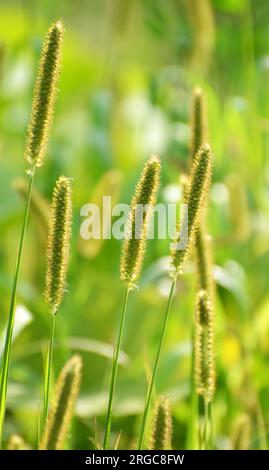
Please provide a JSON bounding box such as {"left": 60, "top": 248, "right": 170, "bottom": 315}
{"left": 138, "top": 144, "right": 213, "bottom": 449}
{"left": 42, "top": 176, "right": 72, "bottom": 432}
{"left": 0, "top": 21, "right": 63, "bottom": 448}
{"left": 103, "top": 156, "right": 161, "bottom": 449}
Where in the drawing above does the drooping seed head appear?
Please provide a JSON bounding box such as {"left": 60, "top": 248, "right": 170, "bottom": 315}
{"left": 150, "top": 396, "right": 173, "bottom": 450}
{"left": 120, "top": 156, "right": 161, "bottom": 290}
{"left": 45, "top": 176, "right": 72, "bottom": 312}
{"left": 39, "top": 355, "right": 82, "bottom": 450}
{"left": 171, "top": 144, "right": 213, "bottom": 275}
{"left": 194, "top": 290, "right": 215, "bottom": 403}
{"left": 190, "top": 87, "right": 207, "bottom": 161}
{"left": 25, "top": 20, "right": 64, "bottom": 168}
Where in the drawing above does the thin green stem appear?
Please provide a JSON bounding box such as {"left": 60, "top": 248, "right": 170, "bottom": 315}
{"left": 207, "top": 400, "right": 213, "bottom": 449}
{"left": 42, "top": 311, "right": 56, "bottom": 434}
{"left": 186, "top": 325, "right": 198, "bottom": 449}
{"left": 204, "top": 398, "right": 209, "bottom": 450}
{"left": 103, "top": 287, "right": 130, "bottom": 450}
{"left": 0, "top": 167, "right": 35, "bottom": 448}
{"left": 138, "top": 276, "right": 177, "bottom": 450}
{"left": 256, "top": 396, "right": 268, "bottom": 450}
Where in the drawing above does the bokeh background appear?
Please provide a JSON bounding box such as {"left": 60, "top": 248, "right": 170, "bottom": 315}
{"left": 1, "top": 0, "right": 269, "bottom": 449}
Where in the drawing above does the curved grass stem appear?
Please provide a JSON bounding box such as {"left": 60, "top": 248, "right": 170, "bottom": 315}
{"left": 103, "top": 287, "right": 130, "bottom": 450}
{"left": 42, "top": 311, "right": 56, "bottom": 434}
{"left": 0, "top": 168, "right": 35, "bottom": 448}
{"left": 138, "top": 276, "right": 177, "bottom": 450}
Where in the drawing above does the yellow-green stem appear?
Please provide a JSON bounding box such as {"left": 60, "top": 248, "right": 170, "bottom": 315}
{"left": 138, "top": 276, "right": 177, "bottom": 450}
{"left": 0, "top": 168, "right": 35, "bottom": 448}
{"left": 186, "top": 325, "right": 198, "bottom": 449}
{"left": 103, "top": 287, "right": 130, "bottom": 449}
{"left": 42, "top": 311, "right": 56, "bottom": 434}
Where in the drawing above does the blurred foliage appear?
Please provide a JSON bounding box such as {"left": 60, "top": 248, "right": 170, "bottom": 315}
{"left": 0, "top": 0, "right": 269, "bottom": 450}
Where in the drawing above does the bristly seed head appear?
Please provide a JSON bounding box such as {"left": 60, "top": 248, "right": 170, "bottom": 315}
{"left": 120, "top": 156, "right": 161, "bottom": 290}
{"left": 25, "top": 20, "right": 64, "bottom": 168}
{"left": 39, "top": 355, "right": 82, "bottom": 450}
{"left": 194, "top": 290, "right": 215, "bottom": 403}
{"left": 150, "top": 396, "right": 173, "bottom": 450}
{"left": 45, "top": 176, "right": 72, "bottom": 312}
{"left": 170, "top": 144, "right": 213, "bottom": 275}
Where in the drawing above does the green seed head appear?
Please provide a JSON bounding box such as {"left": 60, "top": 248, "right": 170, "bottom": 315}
{"left": 190, "top": 87, "right": 207, "bottom": 161}
{"left": 45, "top": 176, "right": 72, "bottom": 312}
{"left": 171, "top": 144, "right": 213, "bottom": 275}
{"left": 39, "top": 355, "right": 82, "bottom": 450}
{"left": 150, "top": 396, "right": 173, "bottom": 450}
{"left": 25, "top": 20, "right": 64, "bottom": 168}
{"left": 194, "top": 290, "right": 215, "bottom": 402}
{"left": 120, "top": 156, "right": 161, "bottom": 290}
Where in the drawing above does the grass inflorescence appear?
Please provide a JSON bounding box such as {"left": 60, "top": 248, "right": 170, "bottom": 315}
{"left": 45, "top": 176, "right": 72, "bottom": 312}
{"left": 25, "top": 21, "right": 64, "bottom": 168}
{"left": 171, "top": 144, "right": 213, "bottom": 276}
{"left": 150, "top": 397, "right": 173, "bottom": 450}
{"left": 120, "top": 156, "right": 161, "bottom": 290}
{"left": 40, "top": 355, "right": 82, "bottom": 450}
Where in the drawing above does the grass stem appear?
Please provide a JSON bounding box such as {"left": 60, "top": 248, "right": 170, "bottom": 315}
{"left": 42, "top": 311, "right": 56, "bottom": 433}
{"left": 138, "top": 276, "right": 177, "bottom": 450}
{"left": 103, "top": 287, "right": 130, "bottom": 450}
{"left": 186, "top": 326, "right": 198, "bottom": 449}
{"left": 0, "top": 168, "right": 35, "bottom": 448}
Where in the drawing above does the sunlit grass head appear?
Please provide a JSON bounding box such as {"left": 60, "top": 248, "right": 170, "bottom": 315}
{"left": 150, "top": 396, "right": 173, "bottom": 450}
{"left": 171, "top": 144, "right": 213, "bottom": 275}
{"left": 39, "top": 355, "right": 82, "bottom": 450}
{"left": 120, "top": 156, "right": 161, "bottom": 290}
{"left": 194, "top": 289, "right": 215, "bottom": 403}
{"left": 45, "top": 176, "right": 72, "bottom": 313}
{"left": 25, "top": 20, "right": 64, "bottom": 168}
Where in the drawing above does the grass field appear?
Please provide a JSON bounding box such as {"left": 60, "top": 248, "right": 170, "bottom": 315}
{"left": 0, "top": 0, "right": 269, "bottom": 450}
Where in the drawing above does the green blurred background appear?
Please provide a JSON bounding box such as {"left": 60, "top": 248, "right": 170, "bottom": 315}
{"left": 1, "top": 0, "right": 269, "bottom": 449}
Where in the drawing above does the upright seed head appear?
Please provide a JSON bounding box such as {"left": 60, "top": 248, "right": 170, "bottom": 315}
{"left": 25, "top": 20, "right": 64, "bottom": 168}
{"left": 194, "top": 290, "right": 215, "bottom": 403}
{"left": 171, "top": 144, "right": 213, "bottom": 275}
{"left": 120, "top": 156, "right": 161, "bottom": 290}
{"left": 150, "top": 396, "right": 173, "bottom": 450}
{"left": 190, "top": 87, "right": 207, "bottom": 161}
{"left": 39, "top": 355, "right": 82, "bottom": 450}
{"left": 45, "top": 176, "right": 72, "bottom": 313}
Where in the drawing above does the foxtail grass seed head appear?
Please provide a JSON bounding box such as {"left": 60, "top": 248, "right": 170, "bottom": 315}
{"left": 120, "top": 156, "right": 161, "bottom": 290}
{"left": 39, "top": 355, "right": 82, "bottom": 450}
{"left": 171, "top": 144, "right": 213, "bottom": 275}
{"left": 194, "top": 290, "right": 215, "bottom": 403}
{"left": 25, "top": 21, "right": 64, "bottom": 168}
{"left": 45, "top": 176, "right": 72, "bottom": 313}
{"left": 190, "top": 87, "right": 207, "bottom": 161}
{"left": 150, "top": 397, "right": 173, "bottom": 450}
